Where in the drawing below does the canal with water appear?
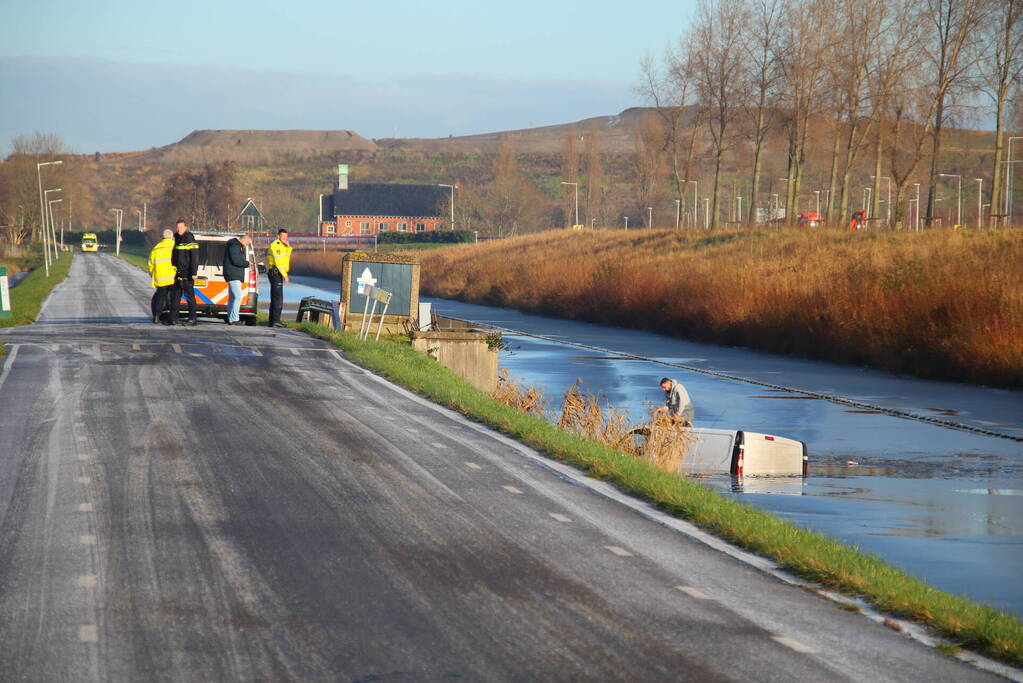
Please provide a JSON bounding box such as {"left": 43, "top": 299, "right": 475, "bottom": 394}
{"left": 286, "top": 275, "right": 1023, "bottom": 617}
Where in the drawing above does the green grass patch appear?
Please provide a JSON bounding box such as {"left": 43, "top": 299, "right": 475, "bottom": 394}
{"left": 115, "top": 247, "right": 149, "bottom": 271}
{"left": 291, "top": 320, "right": 1023, "bottom": 667}
{"left": 0, "top": 252, "right": 74, "bottom": 328}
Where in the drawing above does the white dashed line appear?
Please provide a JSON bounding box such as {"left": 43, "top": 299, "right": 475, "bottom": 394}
{"left": 328, "top": 350, "right": 342, "bottom": 361}
{"left": 431, "top": 442, "right": 447, "bottom": 449}
{"left": 772, "top": 636, "right": 817, "bottom": 653}
{"left": 78, "top": 503, "right": 94, "bottom": 512}
{"left": 79, "top": 624, "right": 99, "bottom": 643}
{"left": 188, "top": 353, "right": 203, "bottom": 358}
{"left": 171, "top": 344, "right": 182, "bottom": 354}
{"left": 290, "top": 348, "right": 301, "bottom": 356}
{"left": 51, "top": 344, "right": 60, "bottom": 352}
{"left": 77, "top": 454, "right": 91, "bottom": 461}
{"left": 465, "top": 462, "right": 482, "bottom": 470}
{"left": 80, "top": 535, "right": 97, "bottom": 546}
{"left": 604, "top": 545, "right": 633, "bottom": 557}
{"left": 502, "top": 485, "right": 524, "bottom": 494}
{"left": 249, "top": 347, "right": 263, "bottom": 357}
{"left": 675, "top": 586, "right": 712, "bottom": 600}
{"left": 78, "top": 574, "right": 97, "bottom": 588}
{"left": 92, "top": 344, "right": 101, "bottom": 357}
{"left": 549, "top": 513, "right": 572, "bottom": 523}
{"left": 131, "top": 343, "right": 141, "bottom": 351}
{"left": 77, "top": 476, "right": 91, "bottom": 485}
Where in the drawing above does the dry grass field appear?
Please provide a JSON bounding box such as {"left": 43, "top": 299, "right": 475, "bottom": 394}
{"left": 410, "top": 228, "right": 1023, "bottom": 388}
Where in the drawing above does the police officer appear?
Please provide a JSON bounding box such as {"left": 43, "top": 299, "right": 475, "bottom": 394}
{"left": 266, "top": 228, "right": 292, "bottom": 328}
{"left": 167, "top": 219, "right": 199, "bottom": 326}
{"left": 147, "top": 229, "right": 176, "bottom": 324}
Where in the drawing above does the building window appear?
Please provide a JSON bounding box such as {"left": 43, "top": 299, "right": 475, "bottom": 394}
{"left": 416, "top": 222, "right": 426, "bottom": 233}
{"left": 360, "top": 221, "right": 371, "bottom": 235}
{"left": 325, "top": 224, "right": 336, "bottom": 235}
{"left": 397, "top": 222, "right": 407, "bottom": 232}
{"left": 378, "top": 221, "right": 389, "bottom": 232}
{"left": 344, "top": 220, "right": 352, "bottom": 228}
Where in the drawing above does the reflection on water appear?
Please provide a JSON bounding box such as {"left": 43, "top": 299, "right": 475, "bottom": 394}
{"left": 285, "top": 277, "right": 1023, "bottom": 616}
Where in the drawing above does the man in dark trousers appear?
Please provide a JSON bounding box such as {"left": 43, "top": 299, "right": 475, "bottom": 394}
{"left": 265, "top": 228, "right": 292, "bottom": 328}
{"left": 166, "top": 219, "right": 199, "bottom": 326}
{"left": 222, "top": 233, "right": 250, "bottom": 325}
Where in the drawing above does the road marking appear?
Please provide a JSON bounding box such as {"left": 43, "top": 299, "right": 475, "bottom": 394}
{"left": 328, "top": 350, "right": 342, "bottom": 361}
{"left": 212, "top": 346, "right": 221, "bottom": 353}
{"left": 290, "top": 347, "right": 301, "bottom": 356}
{"left": 171, "top": 344, "right": 182, "bottom": 354}
{"left": 79, "top": 625, "right": 99, "bottom": 643}
{"left": 676, "top": 586, "right": 712, "bottom": 600}
{"left": 549, "top": 513, "right": 572, "bottom": 523}
{"left": 51, "top": 344, "right": 60, "bottom": 352}
{"left": 772, "top": 636, "right": 816, "bottom": 653}
{"left": 431, "top": 442, "right": 447, "bottom": 448}
{"left": 131, "top": 343, "right": 141, "bottom": 351}
{"left": 188, "top": 353, "right": 203, "bottom": 358}
{"left": 78, "top": 574, "right": 97, "bottom": 588}
{"left": 604, "top": 545, "right": 633, "bottom": 557}
{"left": 77, "top": 453, "right": 91, "bottom": 461}
{"left": 79, "top": 503, "right": 94, "bottom": 512}
{"left": 80, "top": 535, "right": 97, "bottom": 546}
{"left": 465, "top": 462, "right": 482, "bottom": 470}
{"left": 92, "top": 344, "right": 102, "bottom": 359}
{"left": 77, "top": 476, "right": 91, "bottom": 485}
{"left": 249, "top": 347, "right": 263, "bottom": 357}
{"left": 502, "top": 485, "right": 524, "bottom": 494}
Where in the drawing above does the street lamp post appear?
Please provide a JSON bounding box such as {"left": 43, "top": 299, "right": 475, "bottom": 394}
{"left": 914, "top": 183, "right": 921, "bottom": 231}
{"left": 674, "top": 199, "right": 680, "bottom": 230}
{"left": 975, "top": 178, "right": 984, "bottom": 229}
{"left": 624, "top": 216, "right": 629, "bottom": 231}
{"left": 703, "top": 198, "right": 710, "bottom": 230}
{"left": 136, "top": 209, "right": 143, "bottom": 231}
{"left": 35, "top": 160, "right": 62, "bottom": 275}
{"left": 561, "top": 182, "right": 579, "bottom": 227}
{"left": 110, "top": 208, "right": 123, "bottom": 255}
{"left": 686, "top": 180, "right": 698, "bottom": 228}
{"left": 438, "top": 184, "right": 456, "bottom": 230}
{"left": 862, "top": 187, "right": 872, "bottom": 215}
{"left": 938, "top": 173, "right": 962, "bottom": 227}
{"left": 47, "top": 199, "right": 62, "bottom": 255}
{"left": 1006, "top": 136, "right": 1023, "bottom": 225}
{"left": 647, "top": 206, "right": 652, "bottom": 229}
{"left": 813, "top": 190, "right": 820, "bottom": 215}
{"left": 43, "top": 188, "right": 62, "bottom": 263}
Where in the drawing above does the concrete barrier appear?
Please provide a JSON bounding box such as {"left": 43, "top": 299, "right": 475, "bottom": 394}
{"left": 410, "top": 329, "right": 499, "bottom": 393}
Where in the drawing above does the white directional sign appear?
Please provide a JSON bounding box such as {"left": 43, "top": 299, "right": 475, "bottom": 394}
{"left": 356, "top": 266, "right": 377, "bottom": 295}
{"left": 0, "top": 266, "right": 10, "bottom": 319}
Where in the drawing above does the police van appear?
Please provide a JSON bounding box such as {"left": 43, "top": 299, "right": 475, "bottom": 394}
{"left": 81, "top": 233, "right": 98, "bottom": 252}
{"left": 174, "top": 233, "right": 261, "bottom": 325}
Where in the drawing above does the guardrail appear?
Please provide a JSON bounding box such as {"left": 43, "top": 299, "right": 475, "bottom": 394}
{"left": 295, "top": 297, "right": 343, "bottom": 330}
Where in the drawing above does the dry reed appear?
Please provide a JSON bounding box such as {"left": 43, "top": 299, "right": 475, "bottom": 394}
{"left": 420, "top": 228, "right": 1023, "bottom": 387}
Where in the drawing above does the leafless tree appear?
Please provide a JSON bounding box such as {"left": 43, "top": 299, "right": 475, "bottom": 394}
{"left": 979, "top": 0, "right": 1023, "bottom": 226}
{"left": 921, "top": 0, "right": 989, "bottom": 226}
{"left": 584, "top": 121, "right": 607, "bottom": 227}
{"left": 741, "top": 0, "right": 784, "bottom": 225}
{"left": 561, "top": 126, "right": 579, "bottom": 227}
{"left": 691, "top": 0, "right": 748, "bottom": 228}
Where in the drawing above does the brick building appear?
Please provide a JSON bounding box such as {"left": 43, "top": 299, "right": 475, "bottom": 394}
{"left": 319, "top": 165, "right": 447, "bottom": 236}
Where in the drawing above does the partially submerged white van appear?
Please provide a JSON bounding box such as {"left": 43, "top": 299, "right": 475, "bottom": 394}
{"left": 680, "top": 428, "right": 808, "bottom": 477}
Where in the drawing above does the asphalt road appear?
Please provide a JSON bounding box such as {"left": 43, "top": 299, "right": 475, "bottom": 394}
{"left": 0, "top": 253, "right": 1003, "bottom": 681}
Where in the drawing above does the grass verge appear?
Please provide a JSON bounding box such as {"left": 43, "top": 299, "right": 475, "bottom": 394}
{"left": 0, "top": 252, "right": 74, "bottom": 329}
{"left": 115, "top": 247, "right": 149, "bottom": 271}
{"left": 291, "top": 319, "right": 1023, "bottom": 667}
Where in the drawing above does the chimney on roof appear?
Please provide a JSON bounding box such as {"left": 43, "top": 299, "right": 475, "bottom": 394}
{"left": 338, "top": 164, "right": 349, "bottom": 191}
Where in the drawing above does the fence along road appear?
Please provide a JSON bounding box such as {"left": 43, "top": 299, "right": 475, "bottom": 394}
{"left": 0, "top": 252, "right": 1001, "bottom": 681}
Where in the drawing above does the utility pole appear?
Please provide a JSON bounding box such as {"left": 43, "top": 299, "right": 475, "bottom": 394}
{"left": 703, "top": 198, "right": 710, "bottom": 230}
{"left": 47, "top": 199, "right": 62, "bottom": 257}
{"left": 561, "top": 182, "right": 579, "bottom": 227}
{"left": 674, "top": 199, "right": 681, "bottom": 230}
{"left": 143, "top": 202, "right": 147, "bottom": 231}
{"left": 647, "top": 206, "right": 652, "bottom": 229}
{"left": 975, "top": 178, "right": 983, "bottom": 229}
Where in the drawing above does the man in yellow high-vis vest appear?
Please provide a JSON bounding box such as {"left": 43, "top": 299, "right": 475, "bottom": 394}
{"left": 266, "top": 228, "right": 292, "bottom": 328}
{"left": 147, "top": 229, "right": 177, "bottom": 324}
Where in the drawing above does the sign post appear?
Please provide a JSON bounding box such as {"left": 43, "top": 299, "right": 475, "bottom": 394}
{"left": 0, "top": 267, "right": 10, "bottom": 318}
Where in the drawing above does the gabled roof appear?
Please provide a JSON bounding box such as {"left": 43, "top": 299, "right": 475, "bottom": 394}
{"left": 237, "top": 198, "right": 265, "bottom": 220}
{"left": 326, "top": 183, "right": 446, "bottom": 219}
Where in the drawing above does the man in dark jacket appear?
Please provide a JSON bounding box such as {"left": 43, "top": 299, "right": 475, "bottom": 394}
{"left": 166, "top": 219, "right": 199, "bottom": 326}
{"left": 222, "top": 234, "right": 250, "bottom": 325}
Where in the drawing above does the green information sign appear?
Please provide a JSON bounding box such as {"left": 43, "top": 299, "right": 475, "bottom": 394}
{"left": 0, "top": 266, "right": 10, "bottom": 318}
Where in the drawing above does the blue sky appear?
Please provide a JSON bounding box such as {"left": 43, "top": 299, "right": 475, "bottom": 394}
{"left": 1, "top": 0, "right": 698, "bottom": 153}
